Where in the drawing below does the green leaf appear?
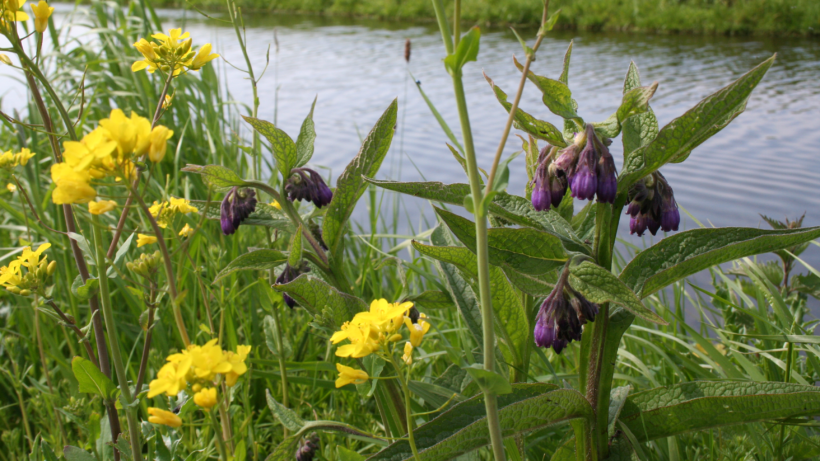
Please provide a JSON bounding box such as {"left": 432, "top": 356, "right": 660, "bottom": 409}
{"left": 367, "top": 384, "right": 591, "bottom": 461}
{"left": 444, "top": 26, "right": 480, "bottom": 74}
{"left": 338, "top": 447, "right": 366, "bottom": 461}
{"left": 243, "top": 116, "right": 298, "bottom": 178}
{"left": 404, "top": 290, "right": 452, "bottom": 310}
{"left": 323, "top": 100, "right": 397, "bottom": 258}
{"left": 288, "top": 226, "right": 303, "bottom": 267}
{"left": 502, "top": 268, "right": 557, "bottom": 297}
{"left": 436, "top": 207, "right": 568, "bottom": 276}
{"left": 71, "top": 275, "right": 99, "bottom": 302}
{"left": 608, "top": 385, "right": 631, "bottom": 437}
{"left": 63, "top": 446, "right": 96, "bottom": 461}
{"left": 559, "top": 40, "right": 572, "bottom": 86}
{"left": 295, "top": 96, "right": 317, "bottom": 168}
{"left": 619, "top": 55, "right": 775, "bottom": 189}
{"left": 462, "top": 364, "right": 512, "bottom": 395}
{"left": 267, "top": 420, "right": 384, "bottom": 461}
{"left": 412, "top": 241, "right": 527, "bottom": 365}
{"left": 263, "top": 315, "right": 292, "bottom": 359}
{"left": 593, "top": 83, "right": 658, "bottom": 139}
{"left": 569, "top": 261, "right": 666, "bottom": 325}
{"left": 181, "top": 164, "right": 246, "bottom": 190}
{"left": 272, "top": 274, "right": 367, "bottom": 330}
{"left": 622, "top": 62, "right": 659, "bottom": 157}
{"left": 414, "top": 77, "right": 463, "bottom": 154}
{"left": 72, "top": 356, "right": 117, "bottom": 399}
{"left": 620, "top": 381, "right": 820, "bottom": 442}
{"left": 513, "top": 56, "right": 579, "bottom": 122}
{"left": 620, "top": 226, "right": 820, "bottom": 298}
{"left": 265, "top": 389, "right": 304, "bottom": 432}
{"left": 540, "top": 9, "right": 561, "bottom": 34}
{"left": 484, "top": 73, "right": 566, "bottom": 147}
{"left": 364, "top": 178, "right": 588, "bottom": 253}
{"left": 213, "top": 249, "right": 287, "bottom": 284}
{"left": 189, "top": 201, "right": 293, "bottom": 231}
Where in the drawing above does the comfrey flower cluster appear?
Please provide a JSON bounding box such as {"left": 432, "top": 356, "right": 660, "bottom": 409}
{"left": 331, "top": 299, "right": 430, "bottom": 387}
{"left": 534, "top": 268, "right": 599, "bottom": 354}
{"left": 50, "top": 109, "right": 173, "bottom": 204}
{"left": 147, "top": 339, "right": 251, "bottom": 426}
{"left": 285, "top": 168, "right": 333, "bottom": 208}
{"left": 626, "top": 171, "right": 680, "bottom": 236}
{"left": 0, "top": 243, "right": 55, "bottom": 296}
{"left": 220, "top": 187, "right": 257, "bottom": 235}
{"left": 531, "top": 123, "right": 617, "bottom": 211}
{"left": 132, "top": 28, "right": 219, "bottom": 76}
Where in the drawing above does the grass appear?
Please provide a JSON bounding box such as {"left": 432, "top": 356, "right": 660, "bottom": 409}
{"left": 0, "top": 1, "right": 819, "bottom": 460}
{"left": 149, "top": 0, "right": 820, "bottom": 35}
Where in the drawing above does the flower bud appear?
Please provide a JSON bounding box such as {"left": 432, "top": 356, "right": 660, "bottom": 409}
{"left": 7, "top": 286, "right": 21, "bottom": 294}
{"left": 594, "top": 140, "right": 617, "bottom": 204}
{"left": 19, "top": 289, "right": 31, "bottom": 296}
{"left": 569, "top": 125, "right": 598, "bottom": 201}
{"left": 285, "top": 168, "right": 333, "bottom": 208}
{"left": 533, "top": 269, "right": 598, "bottom": 354}
{"left": 220, "top": 187, "right": 258, "bottom": 235}
{"left": 46, "top": 260, "right": 57, "bottom": 276}
{"left": 296, "top": 433, "right": 320, "bottom": 461}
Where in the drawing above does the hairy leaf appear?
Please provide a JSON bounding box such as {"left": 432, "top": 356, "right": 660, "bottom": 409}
{"left": 181, "top": 164, "right": 246, "bottom": 190}
{"left": 485, "top": 73, "right": 566, "bottom": 147}
{"left": 213, "top": 249, "right": 287, "bottom": 284}
{"left": 620, "top": 226, "right": 820, "bottom": 298}
{"left": 513, "top": 56, "right": 579, "bottom": 122}
{"left": 569, "top": 262, "right": 665, "bottom": 324}
{"left": 243, "top": 116, "right": 297, "bottom": 178}
{"left": 295, "top": 96, "right": 317, "bottom": 168}
{"left": 622, "top": 62, "right": 659, "bottom": 156}
{"left": 72, "top": 356, "right": 117, "bottom": 399}
{"left": 267, "top": 421, "right": 383, "bottom": 461}
{"left": 323, "top": 100, "right": 397, "bottom": 258}
{"left": 272, "top": 274, "right": 366, "bottom": 330}
{"left": 266, "top": 389, "right": 304, "bottom": 432}
{"left": 404, "top": 290, "right": 452, "bottom": 310}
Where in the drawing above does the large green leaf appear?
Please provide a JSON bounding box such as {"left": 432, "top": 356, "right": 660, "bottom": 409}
{"left": 212, "top": 249, "right": 288, "bottom": 284}
{"left": 485, "top": 73, "right": 566, "bottom": 147}
{"left": 72, "top": 356, "right": 117, "bottom": 399}
{"left": 620, "top": 226, "right": 820, "bottom": 298}
{"left": 323, "top": 100, "right": 397, "bottom": 258}
{"left": 272, "top": 274, "right": 366, "bottom": 330}
{"left": 621, "top": 62, "right": 659, "bottom": 156}
{"left": 182, "top": 164, "right": 247, "bottom": 190}
{"left": 569, "top": 262, "right": 665, "bottom": 325}
{"left": 593, "top": 83, "right": 658, "bottom": 139}
{"left": 367, "top": 384, "right": 591, "bottom": 461}
{"left": 295, "top": 96, "right": 317, "bottom": 168}
{"left": 243, "top": 116, "right": 298, "bottom": 178}
{"left": 266, "top": 421, "right": 384, "bottom": 461}
{"left": 436, "top": 207, "right": 568, "bottom": 276}
{"left": 412, "top": 241, "right": 527, "bottom": 365}
{"left": 513, "top": 56, "right": 579, "bottom": 122}
{"left": 444, "top": 26, "right": 480, "bottom": 74}
{"left": 364, "top": 178, "right": 588, "bottom": 253}
{"left": 266, "top": 390, "right": 304, "bottom": 432}
{"left": 619, "top": 381, "right": 820, "bottom": 442}
{"left": 619, "top": 55, "right": 775, "bottom": 189}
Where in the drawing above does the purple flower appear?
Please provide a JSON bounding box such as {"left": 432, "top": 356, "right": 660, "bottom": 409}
{"left": 295, "top": 433, "right": 319, "bottom": 461}
{"left": 285, "top": 168, "right": 333, "bottom": 208}
{"left": 568, "top": 125, "right": 599, "bottom": 201}
{"left": 220, "top": 187, "right": 257, "bottom": 235}
{"left": 533, "top": 271, "right": 598, "bottom": 354}
{"left": 275, "top": 263, "right": 309, "bottom": 308}
{"left": 660, "top": 188, "right": 680, "bottom": 232}
{"left": 626, "top": 172, "right": 680, "bottom": 236}
{"left": 595, "top": 139, "right": 617, "bottom": 203}
{"left": 630, "top": 213, "right": 648, "bottom": 236}
{"left": 530, "top": 146, "right": 553, "bottom": 211}
{"left": 548, "top": 171, "right": 567, "bottom": 208}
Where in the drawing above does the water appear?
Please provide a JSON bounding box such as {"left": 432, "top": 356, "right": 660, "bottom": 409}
{"left": 3, "top": 7, "right": 819, "bottom": 295}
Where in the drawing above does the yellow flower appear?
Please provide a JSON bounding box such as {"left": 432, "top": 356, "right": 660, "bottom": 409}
{"left": 88, "top": 200, "right": 117, "bottom": 215}
{"left": 162, "top": 94, "right": 173, "bottom": 109}
{"left": 269, "top": 200, "right": 282, "bottom": 210}
{"left": 147, "top": 408, "right": 182, "bottom": 428}
{"left": 193, "top": 387, "right": 218, "bottom": 409}
{"left": 188, "top": 43, "right": 219, "bottom": 71}
{"left": 137, "top": 234, "right": 157, "bottom": 247}
{"left": 402, "top": 341, "right": 413, "bottom": 365}
{"left": 190, "top": 339, "right": 232, "bottom": 380}
{"left": 131, "top": 38, "right": 159, "bottom": 74}
{"left": 147, "top": 358, "right": 190, "bottom": 398}
{"left": 223, "top": 345, "right": 251, "bottom": 386}
{"left": 99, "top": 109, "right": 140, "bottom": 159}
{"left": 16, "top": 148, "right": 34, "bottom": 165}
{"left": 359, "top": 299, "right": 412, "bottom": 334}
{"left": 0, "top": 259, "right": 22, "bottom": 289}
{"left": 168, "top": 197, "right": 197, "bottom": 214}
{"left": 29, "top": 0, "right": 52, "bottom": 33}
{"left": 331, "top": 319, "right": 379, "bottom": 359}
{"left": 335, "top": 363, "right": 368, "bottom": 388}
{"left": 404, "top": 313, "right": 431, "bottom": 347}
{"left": 0, "top": 54, "right": 11, "bottom": 65}
{"left": 50, "top": 163, "right": 96, "bottom": 204}
{"left": 6, "top": 182, "right": 16, "bottom": 192}
{"left": 152, "top": 28, "right": 190, "bottom": 48}
{"left": 148, "top": 126, "right": 173, "bottom": 163}
{"left": 19, "top": 243, "right": 50, "bottom": 268}
{"left": 178, "top": 223, "right": 194, "bottom": 238}
{"left": 3, "top": 0, "right": 29, "bottom": 22}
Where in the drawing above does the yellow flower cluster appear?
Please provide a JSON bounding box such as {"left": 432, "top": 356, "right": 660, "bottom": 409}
{"left": 1, "top": 0, "right": 53, "bottom": 34}
{"left": 132, "top": 28, "right": 219, "bottom": 76}
{"left": 147, "top": 340, "right": 250, "bottom": 418}
{"left": 0, "top": 147, "right": 34, "bottom": 171}
{"left": 148, "top": 197, "right": 198, "bottom": 228}
{"left": 0, "top": 243, "right": 56, "bottom": 296}
{"left": 51, "top": 109, "right": 173, "bottom": 204}
{"left": 332, "top": 299, "right": 431, "bottom": 388}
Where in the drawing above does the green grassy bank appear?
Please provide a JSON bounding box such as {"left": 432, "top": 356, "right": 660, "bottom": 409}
{"left": 165, "top": 0, "right": 820, "bottom": 35}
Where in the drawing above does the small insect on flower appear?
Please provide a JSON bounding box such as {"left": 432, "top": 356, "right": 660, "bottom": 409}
{"left": 404, "top": 311, "right": 431, "bottom": 348}
{"left": 335, "top": 363, "right": 369, "bottom": 388}
{"left": 147, "top": 407, "right": 182, "bottom": 428}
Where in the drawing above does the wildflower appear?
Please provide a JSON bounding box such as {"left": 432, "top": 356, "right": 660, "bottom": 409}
{"left": 285, "top": 168, "right": 333, "bottom": 208}
{"left": 595, "top": 139, "right": 618, "bottom": 204}
{"left": 88, "top": 200, "right": 117, "bottom": 215}
{"left": 2, "top": 0, "right": 29, "bottom": 22}
{"left": 0, "top": 260, "right": 22, "bottom": 290}
{"left": 220, "top": 187, "right": 257, "bottom": 235}
{"left": 147, "top": 408, "right": 182, "bottom": 428}
{"left": 148, "top": 126, "right": 173, "bottom": 163}
{"left": 402, "top": 342, "right": 413, "bottom": 365}
{"left": 275, "top": 263, "right": 309, "bottom": 308}
{"left": 331, "top": 320, "right": 379, "bottom": 358}
{"left": 193, "top": 387, "right": 217, "bottom": 409}
{"left": 0, "top": 54, "right": 11, "bottom": 65}
{"left": 6, "top": 182, "right": 15, "bottom": 192}
{"left": 168, "top": 197, "right": 197, "bottom": 214}
{"left": 335, "top": 363, "right": 368, "bottom": 388}
{"left": 360, "top": 298, "right": 412, "bottom": 334}
{"left": 223, "top": 345, "right": 251, "bottom": 386}
{"left": 269, "top": 200, "right": 281, "bottom": 210}
{"left": 570, "top": 136, "right": 597, "bottom": 201}
{"left": 132, "top": 28, "right": 218, "bottom": 76}
{"left": 147, "top": 359, "right": 190, "bottom": 398}
{"left": 137, "top": 234, "right": 157, "bottom": 247}
{"left": 530, "top": 146, "right": 552, "bottom": 211}
{"left": 533, "top": 270, "right": 597, "bottom": 354}
{"left": 127, "top": 251, "right": 161, "bottom": 280}
{"left": 188, "top": 43, "right": 219, "bottom": 71}
{"left": 626, "top": 172, "right": 679, "bottom": 237}
{"left": 29, "top": 0, "right": 52, "bottom": 33}
{"left": 50, "top": 164, "right": 96, "bottom": 204}
{"left": 178, "top": 223, "right": 194, "bottom": 237}
{"left": 191, "top": 339, "right": 232, "bottom": 380}
{"left": 404, "top": 312, "right": 431, "bottom": 347}
{"left": 296, "top": 433, "right": 320, "bottom": 461}
{"left": 1, "top": 148, "right": 35, "bottom": 170}
{"left": 162, "top": 94, "right": 173, "bottom": 109}
{"left": 150, "top": 197, "right": 197, "bottom": 228}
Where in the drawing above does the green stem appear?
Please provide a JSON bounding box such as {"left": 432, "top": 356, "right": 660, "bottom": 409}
{"left": 779, "top": 339, "right": 794, "bottom": 459}
{"left": 92, "top": 217, "right": 144, "bottom": 461}
{"left": 269, "top": 294, "right": 290, "bottom": 436}
{"left": 210, "top": 409, "right": 230, "bottom": 461}
{"left": 391, "top": 359, "right": 421, "bottom": 461}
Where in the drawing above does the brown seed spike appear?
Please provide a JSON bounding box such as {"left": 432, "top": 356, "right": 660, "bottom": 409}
{"left": 404, "top": 38, "right": 411, "bottom": 63}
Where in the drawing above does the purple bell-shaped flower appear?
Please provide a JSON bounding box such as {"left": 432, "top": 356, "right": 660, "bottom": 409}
{"left": 220, "top": 187, "right": 257, "bottom": 235}
{"left": 285, "top": 168, "right": 333, "bottom": 208}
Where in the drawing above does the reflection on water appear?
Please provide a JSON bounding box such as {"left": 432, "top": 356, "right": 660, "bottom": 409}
{"left": 2, "top": 8, "right": 819, "bottom": 277}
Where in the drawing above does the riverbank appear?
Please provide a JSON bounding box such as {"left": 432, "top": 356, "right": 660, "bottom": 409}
{"left": 162, "top": 0, "right": 819, "bottom": 35}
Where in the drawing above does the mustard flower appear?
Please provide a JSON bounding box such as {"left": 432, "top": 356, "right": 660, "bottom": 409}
{"left": 132, "top": 28, "right": 218, "bottom": 76}
{"left": 404, "top": 312, "right": 431, "bottom": 348}
{"left": 50, "top": 164, "right": 96, "bottom": 204}
{"left": 6, "top": 182, "right": 15, "bottom": 192}
{"left": 190, "top": 339, "right": 232, "bottom": 380}
{"left": 188, "top": 43, "right": 219, "bottom": 71}
{"left": 335, "top": 363, "right": 368, "bottom": 388}
{"left": 331, "top": 319, "right": 379, "bottom": 359}
{"left": 147, "top": 359, "right": 190, "bottom": 398}
{"left": 193, "top": 387, "right": 217, "bottom": 409}
{"left": 147, "top": 408, "right": 182, "bottom": 428}
{"left": 137, "top": 234, "right": 157, "bottom": 247}
{"left": 178, "top": 223, "right": 194, "bottom": 238}
{"left": 148, "top": 125, "right": 173, "bottom": 162}
{"left": 223, "top": 345, "right": 251, "bottom": 387}
{"left": 402, "top": 342, "right": 413, "bottom": 365}
{"left": 3, "top": 0, "right": 29, "bottom": 22}
{"left": 0, "top": 54, "right": 11, "bottom": 65}
{"left": 29, "top": 0, "right": 51, "bottom": 33}
{"left": 88, "top": 200, "right": 117, "bottom": 215}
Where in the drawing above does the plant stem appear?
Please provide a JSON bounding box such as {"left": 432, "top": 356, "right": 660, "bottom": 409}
{"left": 779, "top": 339, "right": 794, "bottom": 460}
{"left": 92, "top": 217, "right": 144, "bottom": 461}
{"left": 210, "top": 409, "right": 230, "bottom": 461}
{"left": 135, "top": 286, "right": 157, "bottom": 394}
{"left": 269, "top": 293, "right": 291, "bottom": 436}
{"left": 46, "top": 299, "right": 99, "bottom": 367}
{"left": 391, "top": 359, "right": 421, "bottom": 461}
